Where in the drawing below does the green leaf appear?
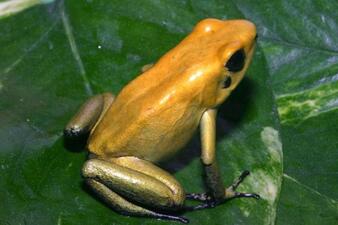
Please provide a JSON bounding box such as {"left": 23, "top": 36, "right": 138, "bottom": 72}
{"left": 0, "top": 1, "right": 337, "bottom": 225}
{"left": 235, "top": 1, "right": 338, "bottom": 224}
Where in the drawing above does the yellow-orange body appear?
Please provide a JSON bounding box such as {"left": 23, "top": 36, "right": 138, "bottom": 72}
{"left": 65, "top": 18, "right": 258, "bottom": 223}
{"left": 88, "top": 19, "right": 256, "bottom": 162}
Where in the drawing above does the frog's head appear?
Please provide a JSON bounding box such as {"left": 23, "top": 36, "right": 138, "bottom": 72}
{"left": 190, "top": 19, "right": 257, "bottom": 108}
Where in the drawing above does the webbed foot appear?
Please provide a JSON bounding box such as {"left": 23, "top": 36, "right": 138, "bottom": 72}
{"left": 186, "top": 170, "right": 260, "bottom": 210}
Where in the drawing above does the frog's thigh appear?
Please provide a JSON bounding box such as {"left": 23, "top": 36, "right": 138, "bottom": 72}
{"left": 113, "top": 156, "right": 185, "bottom": 206}
{"left": 82, "top": 157, "right": 185, "bottom": 210}
{"left": 64, "top": 92, "right": 114, "bottom": 137}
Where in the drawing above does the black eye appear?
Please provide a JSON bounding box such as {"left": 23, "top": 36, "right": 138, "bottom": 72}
{"left": 222, "top": 76, "right": 232, "bottom": 88}
{"left": 225, "top": 49, "right": 246, "bottom": 72}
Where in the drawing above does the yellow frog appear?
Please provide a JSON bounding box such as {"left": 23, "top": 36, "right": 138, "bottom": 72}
{"left": 64, "top": 18, "right": 258, "bottom": 223}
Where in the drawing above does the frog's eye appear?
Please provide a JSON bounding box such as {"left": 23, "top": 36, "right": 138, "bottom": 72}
{"left": 225, "top": 49, "right": 245, "bottom": 72}
{"left": 222, "top": 76, "right": 232, "bottom": 88}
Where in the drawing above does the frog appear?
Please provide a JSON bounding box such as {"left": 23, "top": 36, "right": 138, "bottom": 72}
{"left": 64, "top": 18, "right": 259, "bottom": 223}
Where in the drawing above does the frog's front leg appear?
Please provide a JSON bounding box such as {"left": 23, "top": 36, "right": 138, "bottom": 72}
{"left": 64, "top": 92, "right": 114, "bottom": 138}
{"left": 82, "top": 156, "right": 188, "bottom": 223}
{"left": 187, "top": 109, "right": 259, "bottom": 209}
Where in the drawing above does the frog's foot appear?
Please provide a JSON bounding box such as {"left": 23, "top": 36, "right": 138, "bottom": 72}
{"left": 186, "top": 171, "right": 260, "bottom": 210}
{"left": 186, "top": 192, "right": 210, "bottom": 202}
{"left": 224, "top": 170, "right": 260, "bottom": 200}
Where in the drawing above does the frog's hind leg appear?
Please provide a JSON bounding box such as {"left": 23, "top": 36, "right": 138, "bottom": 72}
{"left": 64, "top": 92, "right": 114, "bottom": 138}
{"left": 86, "top": 179, "right": 188, "bottom": 223}
{"left": 82, "top": 157, "right": 188, "bottom": 223}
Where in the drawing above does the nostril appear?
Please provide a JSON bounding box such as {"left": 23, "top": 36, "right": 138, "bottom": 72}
{"left": 222, "top": 76, "right": 232, "bottom": 88}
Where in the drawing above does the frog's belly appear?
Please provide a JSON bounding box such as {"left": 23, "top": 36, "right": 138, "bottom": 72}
{"left": 124, "top": 117, "right": 200, "bottom": 162}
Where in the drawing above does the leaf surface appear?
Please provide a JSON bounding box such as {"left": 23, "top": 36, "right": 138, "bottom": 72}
{"left": 0, "top": 1, "right": 337, "bottom": 225}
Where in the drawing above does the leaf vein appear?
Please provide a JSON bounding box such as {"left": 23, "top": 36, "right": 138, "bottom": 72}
{"left": 283, "top": 173, "right": 338, "bottom": 208}
{"left": 261, "top": 36, "right": 338, "bottom": 55}
{"left": 2, "top": 20, "right": 58, "bottom": 75}
{"left": 60, "top": 1, "right": 93, "bottom": 96}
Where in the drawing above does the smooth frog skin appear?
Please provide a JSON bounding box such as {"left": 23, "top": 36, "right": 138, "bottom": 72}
{"left": 65, "top": 18, "right": 258, "bottom": 223}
